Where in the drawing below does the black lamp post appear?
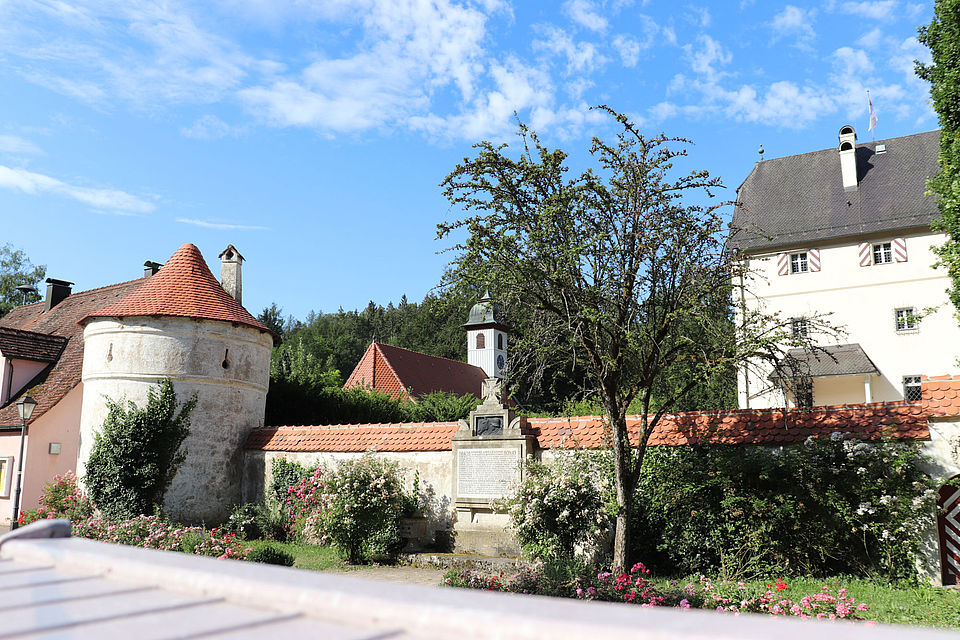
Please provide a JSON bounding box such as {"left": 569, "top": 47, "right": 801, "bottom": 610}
{"left": 11, "top": 395, "right": 37, "bottom": 530}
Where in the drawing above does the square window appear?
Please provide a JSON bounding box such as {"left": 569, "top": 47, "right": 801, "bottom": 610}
{"left": 895, "top": 308, "right": 917, "bottom": 332}
{"left": 791, "top": 317, "right": 808, "bottom": 339}
{"left": 795, "top": 379, "right": 813, "bottom": 410}
{"left": 790, "top": 252, "right": 808, "bottom": 273}
{"left": 873, "top": 242, "right": 893, "bottom": 265}
{"left": 903, "top": 375, "right": 922, "bottom": 403}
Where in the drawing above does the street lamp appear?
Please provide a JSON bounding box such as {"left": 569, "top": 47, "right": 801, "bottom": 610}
{"left": 11, "top": 395, "right": 37, "bottom": 530}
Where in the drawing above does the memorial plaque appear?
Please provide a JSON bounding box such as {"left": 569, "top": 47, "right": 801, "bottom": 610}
{"left": 457, "top": 448, "right": 519, "bottom": 499}
{"left": 474, "top": 415, "right": 503, "bottom": 436}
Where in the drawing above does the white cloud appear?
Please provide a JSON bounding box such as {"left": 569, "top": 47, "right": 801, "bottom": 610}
{"left": 856, "top": 27, "right": 885, "bottom": 48}
{"left": 612, "top": 35, "right": 641, "bottom": 67}
{"left": 176, "top": 218, "right": 268, "bottom": 231}
{"left": 687, "top": 6, "right": 711, "bottom": 28}
{"left": 840, "top": 1, "right": 897, "bottom": 20}
{"left": 770, "top": 5, "right": 816, "bottom": 43}
{"left": 0, "top": 166, "right": 155, "bottom": 214}
{"left": 534, "top": 26, "right": 608, "bottom": 74}
{"left": 564, "top": 0, "right": 608, "bottom": 32}
{"left": 180, "top": 115, "right": 240, "bottom": 140}
{"left": 684, "top": 34, "right": 732, "bottom": 83}
{"left": 0, "top": 135, "right": 42, "bottom": 155}
{"left": 833, "top": 47, "right": 873, "bottom": 76}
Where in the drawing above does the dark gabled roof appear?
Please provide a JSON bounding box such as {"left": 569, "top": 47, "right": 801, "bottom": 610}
{"left": 729, "top": 130, "right": 941, "bottom": 252}
{"left": 343, "top": 342, "right": 486, "bottom": 401}
{"left": 0, "top": 327, "right": 67, "bottom": 362}
{"left": 0, "top": 278, "right": 145, "bottom": 426}
{"left": 769, "top": 343, "right": 879, "bottom": 380}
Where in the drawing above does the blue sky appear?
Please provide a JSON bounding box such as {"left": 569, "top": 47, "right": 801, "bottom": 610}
{"left": 0, "top": 0, "right": 937, "bottom": 321}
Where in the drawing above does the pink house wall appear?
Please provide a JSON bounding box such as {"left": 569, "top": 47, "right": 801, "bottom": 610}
{"left": 0, "top": 384, "right": 83, "bottom": 526}
{"left": 1, "top": 357, "right": 48, "bottom": 405}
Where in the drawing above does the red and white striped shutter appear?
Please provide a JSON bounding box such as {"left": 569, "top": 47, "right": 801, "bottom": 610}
{"left": 938, "top": 483, "right": 960, "bottom": 585}
{"left": 777, "top": 253, "right": 789, "bottom": 276}
{"left": 858, "top": 242, "right": 872, "bottom": 267}
{"left": 894, "top": 237, "right": 908, "bottom": 262}
{"left": 808, "top": 248, "right": 821, "bottom": 272}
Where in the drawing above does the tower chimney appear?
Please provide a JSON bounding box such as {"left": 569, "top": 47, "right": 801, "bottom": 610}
{"left": 838, "top": 125, "right": 858, "bottom": 192}
{"left": 143, "top": 261, "right": 162, "bottom": 277}
{"left": 44, "top": 278, "right": 73, "bottom": 312}
{"left": 218, "top": 244, "right": 244, "bottom": 304}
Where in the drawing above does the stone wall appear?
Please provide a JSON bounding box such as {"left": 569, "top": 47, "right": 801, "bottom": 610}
{"left": 80, "top": 316, "right": 272, "bottom": 524}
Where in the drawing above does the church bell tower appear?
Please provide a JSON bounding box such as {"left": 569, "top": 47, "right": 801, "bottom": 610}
{"left": 464, "top": 290, "right": 510, "bottom": 379}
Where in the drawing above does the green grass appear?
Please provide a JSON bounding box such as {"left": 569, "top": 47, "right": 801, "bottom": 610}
{"left": 651, "top": 575, "right": 960, "bottom": 628}
{"left": 259, "top": 542, "right": 350, "bottom": 571}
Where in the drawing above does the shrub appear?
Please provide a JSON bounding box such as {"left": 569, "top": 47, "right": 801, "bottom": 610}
{"left": 270, "top": 458, "right": 314, "bottom": 505}
{"left": 71, "top": 514, "right": 247, "bottom": 560}
{"left": 633, "top": 434, "right": 937, "bottom": 580}
{"left": 499, "top": 449, "right": 612, "bottom": 560}
{"left": 84, "top": 378, "right": 196, "bottom": 520}
{"left": 16, "top": 471, "right": 94, "bottom": 527}
{"left": 317, "top": 455, "right": 411, "bottom": 563}
{"left": 223, "top": 503, "right": 264, "bottom": 540}
{"left": 284, "top": 454, "right": 414, "bottom": 563}
{"left": 247, "top": 543, "right": 295, "bottom": 566}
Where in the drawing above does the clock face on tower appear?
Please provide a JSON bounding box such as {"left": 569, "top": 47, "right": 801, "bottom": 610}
{"left": 496, "top": 354, "right": 505, "bottom": 371}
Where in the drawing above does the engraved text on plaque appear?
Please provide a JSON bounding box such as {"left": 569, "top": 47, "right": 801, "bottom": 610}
{"left": 457, "top": 448, "right": 519, "bottom": 499}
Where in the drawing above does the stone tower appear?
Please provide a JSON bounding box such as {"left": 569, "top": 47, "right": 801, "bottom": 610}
{"left": 464, "top": 290, "right": 510, "bottom": 379}
{"left": 77, "top": 244, "right": 276, "bottom": 524}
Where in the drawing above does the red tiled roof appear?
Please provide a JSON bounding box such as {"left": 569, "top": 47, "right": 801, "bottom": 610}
{"left": 0, "top": 327, "right": 67, "bottom": 363}
{"left": 921, "top": 375, "right": 960, "bottom": 417}
{"left": 246, "top": 401, "right": 930, "bottom": 452}
{"left": 343, "top": 342, "right": 486, "bottom": 401}
{"left": 246, "top": 422, "right": 460, "bottom": 452}
{"left": 80, "top": 244, "right": 276, "bottom": 341}
{"left": 0, "top": 278, "right": 145, "bottom": 426}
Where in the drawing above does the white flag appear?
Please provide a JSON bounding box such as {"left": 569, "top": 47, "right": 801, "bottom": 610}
{"left": 868, "top": 95, "right": 878, "bottom": 132}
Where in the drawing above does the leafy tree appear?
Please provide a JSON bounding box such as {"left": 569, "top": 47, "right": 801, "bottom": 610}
{"left": 439, "top": 108, "right": 793, "bottom": 567}
{"left": 0, "top": 244, "right": 45, "bottom": 317}
{"left": 84, "top": 379, "right": 196, "bottom": 519}
{"left": 257, "top": 303, "right": 288, "bottom": 338}
{"left": 918, "top": 1, "right": 960, "bottom": 317}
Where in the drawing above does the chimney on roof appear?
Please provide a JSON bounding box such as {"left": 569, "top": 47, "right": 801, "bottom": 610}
{"left": 218, "top": 244, "right": 244, "bottom": 304}
{"left": 143, "top": 261, "right": 162, "bottom": 277}
{"left": 838, "top": 125, "right": 858, "bottom": 192}
{"left": 44, "top": 278, "right": 73, "bottom": 312}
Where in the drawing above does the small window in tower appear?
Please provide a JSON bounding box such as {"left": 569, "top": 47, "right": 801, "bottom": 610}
{"left": 476, "top": 333, "right": 485, "bottom": 349}
{"left": 791, "top": 317, "right": 808, "bottom": 339}
{"left": 497, "top": 333, "right": 503, "bottom": 349}
{"left": 895, "top": 307, "right": 917, "bottom": 332}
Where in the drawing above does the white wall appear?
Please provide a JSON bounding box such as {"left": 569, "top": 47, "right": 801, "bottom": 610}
{"left": 738, "top": 231, "right": 960, "bottom": 408}
{"left": 467, "top": 328, "right": 507, "bottom": 378}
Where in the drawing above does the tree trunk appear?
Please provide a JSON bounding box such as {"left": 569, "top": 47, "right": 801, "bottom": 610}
{"left": 607, "top": 405, "right": 634, "bottom": 570}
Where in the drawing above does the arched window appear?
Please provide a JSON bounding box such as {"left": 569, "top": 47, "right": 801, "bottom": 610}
{"left": 497, "top": 333, "right": 503, "bottom": 349}
{"left": 840, "top": 141, "right": 853, "bottom": 151}
{"left": 476, "top": 333, "right": 485, "bottom": 349}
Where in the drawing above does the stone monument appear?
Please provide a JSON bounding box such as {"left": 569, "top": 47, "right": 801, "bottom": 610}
{"left": 451, "top": 378, "right": 534, "bottom": 555}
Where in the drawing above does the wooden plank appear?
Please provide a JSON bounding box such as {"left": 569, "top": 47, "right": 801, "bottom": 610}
{"left": 0, "top": 589, "right": 221, "bottom": 637}
{"left": 0, "top": 568, "right": 100, "bottom": 591}
{"left": 190, "top": 616, "right": 409, "bottom": 640}
{"left": 0, "top": 577, "right": 144, "bottom": 610}
{"left": 19, "top": 602, "right": 306, "bottom": 640}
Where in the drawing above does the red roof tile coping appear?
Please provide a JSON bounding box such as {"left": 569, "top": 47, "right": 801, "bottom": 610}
{"left": 922, "top": 376, "right": 960, "bottom": 417}
{"left": 80, "top": 244, "right": 276, "bottom": 341}
{"left": 246, "top": 403, "right": 929, "bottom": 453}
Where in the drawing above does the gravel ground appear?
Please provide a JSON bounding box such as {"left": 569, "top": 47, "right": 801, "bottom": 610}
{"left": 323, "top": 565, "right": 448, "bottom": 587}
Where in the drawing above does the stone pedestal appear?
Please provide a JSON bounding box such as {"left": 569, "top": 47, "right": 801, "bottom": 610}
{"left": 451, "top": 379, "right": 532, "bottom": 556}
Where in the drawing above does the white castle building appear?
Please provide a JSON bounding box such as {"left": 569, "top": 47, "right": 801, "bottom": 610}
{"left": 730, "top": 126, "right": 960, "bottom": 409}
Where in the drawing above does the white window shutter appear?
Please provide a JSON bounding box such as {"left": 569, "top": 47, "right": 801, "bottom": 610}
{"left": 777, "top": 253, "right": 789, "bottom": 276}
{"left": 894, "top": 237, "right": 908, "bottom": 262}
{"left": 808, "top": 248, "right": 821, "bottom": 272}
{"left": 858, "top": 242, "right": 871, "bottom": 267}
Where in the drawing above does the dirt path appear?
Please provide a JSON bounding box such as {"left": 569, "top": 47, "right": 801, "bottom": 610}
{"left": 323, "top": 565, "right": 448, "bottom": 587}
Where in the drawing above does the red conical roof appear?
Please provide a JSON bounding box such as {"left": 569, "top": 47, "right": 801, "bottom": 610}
{"left": 81, "top": 243, "right": 274, "bottom": 338}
